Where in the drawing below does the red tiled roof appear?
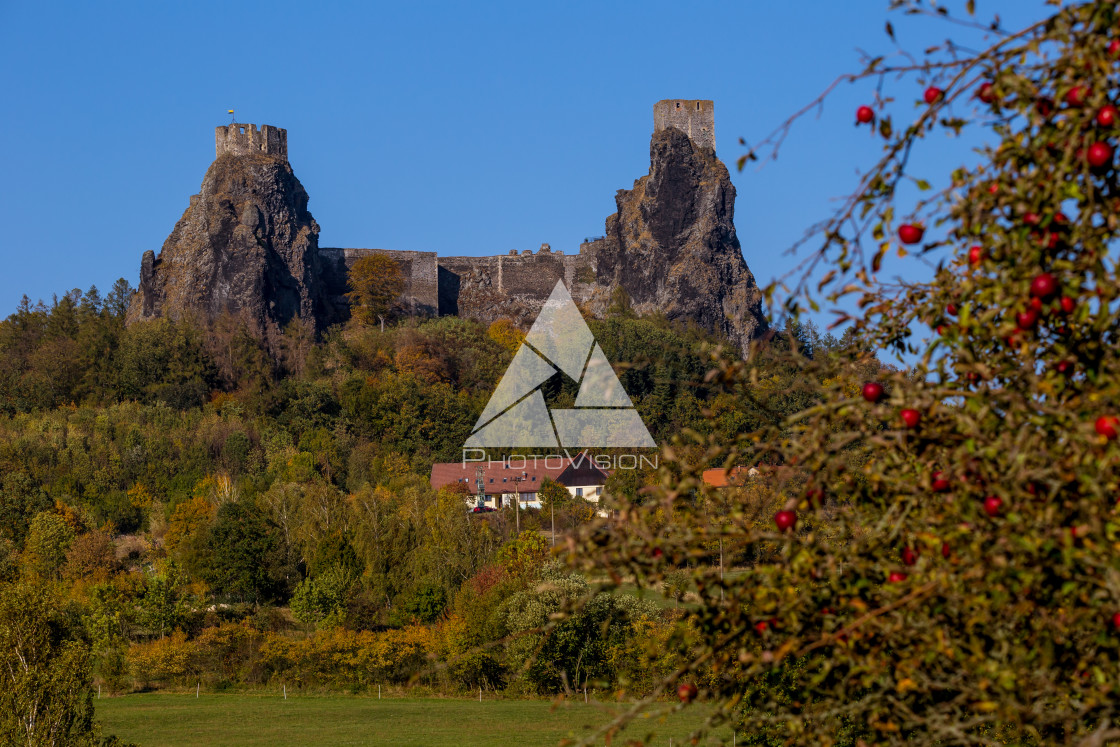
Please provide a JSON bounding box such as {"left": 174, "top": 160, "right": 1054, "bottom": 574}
{"left": 430, "top": 455, "right": 607, "bottom": 495}
{"left": 701, "top": 465, "right": 755, "bottom": 487}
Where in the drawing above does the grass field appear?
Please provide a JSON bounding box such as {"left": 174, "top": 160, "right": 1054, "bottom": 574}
{"left": 96, "top": 693, "right": 738, "bottom": 746}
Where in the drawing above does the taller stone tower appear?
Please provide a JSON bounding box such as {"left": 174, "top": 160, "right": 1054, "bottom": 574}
{"left": 653, "top": 99, "right": 715, "bottom": 151}
{"left": 591, "top": 99, "right": 766, "bottom": 353}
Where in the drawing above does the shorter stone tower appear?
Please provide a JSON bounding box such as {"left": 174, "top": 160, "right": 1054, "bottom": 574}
{"left": 653, "top": 99, "right": 715, "bottom": 151}
{"left": 215, "top": 123, "right": 287, "bottom": 159}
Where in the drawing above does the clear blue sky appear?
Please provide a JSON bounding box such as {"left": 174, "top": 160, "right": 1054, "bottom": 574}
{"left": 0, "top": 1, "right": 1050, "bottom": 324}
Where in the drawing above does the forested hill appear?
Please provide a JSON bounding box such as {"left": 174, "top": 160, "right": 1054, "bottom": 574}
{"left": 0, "top": 279, "right": 884, "bottom": 718}
{"left": 0, "top": 283, "right": 857, "bottom": 542}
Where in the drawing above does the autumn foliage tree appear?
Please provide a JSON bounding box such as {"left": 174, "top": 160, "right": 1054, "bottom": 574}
{"left": 574, "top": 2, "right": 1120, "bottom": 744}
{"left": 346, "top": 254, "right": 406, "bottom": 331}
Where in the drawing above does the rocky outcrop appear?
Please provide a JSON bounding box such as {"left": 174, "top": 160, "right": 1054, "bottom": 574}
{"left": 593, "top": 126, "right": 767, "bottom": 353}
{"left": 131, "top": 115, "right": 767, "bottom": 357}
{"left": 129, "top": 151, "right": 325, "bottom": 338}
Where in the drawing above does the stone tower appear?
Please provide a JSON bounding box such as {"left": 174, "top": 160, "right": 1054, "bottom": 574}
{"left": 653, "top": 99, "right": 715, "bottom": 151}
{"left": 215, "top": 123, "right": 287, "bottom": 159}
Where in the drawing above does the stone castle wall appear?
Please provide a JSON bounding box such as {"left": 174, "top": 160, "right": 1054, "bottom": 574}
{"left": 215, "top": 124, "right": 288, "bottom": 159}
{"left": 317, "top": 243, "right": 603, "bottom": 326}
{"left": 653, "top": 100, "right": 715, "bottom": 151}
{"left": 317, "top": 247, "right": 439, "bottom": 319}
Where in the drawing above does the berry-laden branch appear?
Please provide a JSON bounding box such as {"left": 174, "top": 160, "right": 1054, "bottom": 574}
{"left": 570, "top": 2, "right": 1120, "bottom": 744}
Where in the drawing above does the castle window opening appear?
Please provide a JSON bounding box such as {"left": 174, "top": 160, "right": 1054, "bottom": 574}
{"left": 675, "top": 102, "right": 681, "bottom": 109}
{"left": 696, "top": 102, "right": 701, "bottom": 110}
{"left": 239, "top": 127, "right": 245, "bottom": 134}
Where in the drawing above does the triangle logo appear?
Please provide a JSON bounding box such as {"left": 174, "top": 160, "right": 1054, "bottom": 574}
{"left": 464, "top": 281, "right": 656, "bottom": 449}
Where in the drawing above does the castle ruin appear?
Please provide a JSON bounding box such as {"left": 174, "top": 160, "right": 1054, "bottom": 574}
{"left": 132, "top": 100, "right": 767, "bottom": 352}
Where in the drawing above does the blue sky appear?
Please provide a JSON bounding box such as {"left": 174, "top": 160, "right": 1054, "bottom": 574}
{"left": 0, "top": 1, "right": 1050, "bottom": 327}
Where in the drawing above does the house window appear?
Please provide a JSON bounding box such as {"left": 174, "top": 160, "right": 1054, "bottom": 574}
{"left": 532, "top": 476, "right": 537, "bottom": 482}
{"left": 489, "top": 478, "right": 494, "bottom": 483}
{"left": 576, "top": 487, "right": 584, "bottom": 497}
{"left": 503, "top": 478, "right": 507, "bottom": 482}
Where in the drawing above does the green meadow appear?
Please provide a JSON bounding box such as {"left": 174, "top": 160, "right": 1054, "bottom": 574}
{"left": 96, "top": 693, "right": 739, "bottom": 746}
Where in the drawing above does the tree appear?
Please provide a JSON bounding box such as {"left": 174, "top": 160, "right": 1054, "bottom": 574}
{"left": 62, "top": 530, "right": 117, "bottom": 581}
{"left": 0, "top": 582, "right": 100, "bottom": 745}
{"left": 203, "top": 501, "right": 281, "bottom": 603}
{"left": 22, "top": 511, "right": 74, "bottom": 580}
{"left": 346, "top": 254, "right": 405, "bottom": 331}
{"left": 576, "top": 3, "right": 1120, "bottom": 744}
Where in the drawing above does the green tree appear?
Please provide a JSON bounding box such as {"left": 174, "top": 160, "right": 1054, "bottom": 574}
{"left": 0, "top": 582, "right": 100, "bottom": 745}
{"left": 203, "top": 501, "right": 280, "bottom": 603}
{"left": 346, "top": 254, "right": 405, "bottom": 331}
{"left": 290, "top": 565, "right": 357, "bottom": 628}
{"left": 22, "top": 511, "right": 74, "bottom": 580}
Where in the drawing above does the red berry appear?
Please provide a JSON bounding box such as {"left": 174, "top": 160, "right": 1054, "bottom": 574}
{"left": 1088, "top": 141, "right": 1114, "bottom": 168}
{"left": 1112, "top": 611, "right": 1120, "bottom": 630}
{"left": 652, "top": 547, "right": 663, "bottom": 559}
{"left": 677, "top": 683, "right": 698, "bottom": 703}
{"left": 774, "top": 510, "right": 797, "bottom": 532}
{"left": 862, "top": 382, "right": 885, "bottom": 403}
{"left": 1056, "top": 360, "right": 1074, "bottom": 377}
{"left": 1016, "top": 309, "right": 1038, "bottom": 330}
{"left": 936, "top": 325, "right": 947, "bottom": 336}
{"left": 1053, "top": 211, "right": 1069, "bottom": 226}
{"left": 754, "top": 620, "right": 769, "bottom": 633}
{"left": 977, "top": 82, "right": 995, "bottom": 104}
{"left": 946, "top": 303, "right": 958, "bottom": 316}
{"left": 982, "top": 496, "right": 1003, "bottom": 516}
{"left": 968, "top": 245, "right": 983, "bottom": 265}
{"left": 931, "top": 471, "right": 951, "bottom": 493}
{"left": 856, "top": 105, "right": 874, "bottom": 124}
{"left": 1024, "top": 212, "right": 1041, "bottom": 226}
{"left": 888, "top": 571, "right": 908, "bottom": 583}
{"left": 1065, "top": 85, "right": 1089, "bottom": 107}
{"left": 924, "top": 86, "right": 943, "bottom": 104}
{"left": 1098, "top": 106, "right": 1119, "bottom": 128}
{"left": 1029, "top": 297, "right": 1043, "bottom": 314}
{"left": 1060, "top": 296, "right": 1076, "bottom": 314}
{"left": 901, "top": 547, "right": 918, "bottom": 566}
{"left": 1036, "top": 97, "right": 1055, "bottom": 116}
{"left": 1030, "top": 273, "right": 1058, "bottom": 300}
{"left": 1110, "top": 39, "right": 1120, "bottom": 58}
{"left": 1096, "top": 415, "right": 1120, "bottom": 440}
{"left": 940, "top": 542, "right": 951, "bottom": 559}
{"left": 898, "top": 224, "right": 925, "bottom": 245}
{"left": 987, "top": 183, "right": 999, "bottom": 195}
{"left": 901, "top": 409, "right": 921, "bottom": 428}
{"left": 805, "top": 487, "right": 824, "bottom": 507}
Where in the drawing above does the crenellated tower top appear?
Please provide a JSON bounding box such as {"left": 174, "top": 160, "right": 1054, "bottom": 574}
{"left": 215, "top": 123, "right": 287, "bottom": 159}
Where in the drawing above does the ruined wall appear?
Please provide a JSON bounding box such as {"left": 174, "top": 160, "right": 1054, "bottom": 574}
{"left": 318, "top": 243, "right": 602, "bottom": 327}
{"left": 215, "top": 124, "right": 288, "bottom": 159}
{"left": 317, "top": 248, "right": 439, "bottom": 321}
{"left": 653, "top": 100, "right": 715, "bottom": 151}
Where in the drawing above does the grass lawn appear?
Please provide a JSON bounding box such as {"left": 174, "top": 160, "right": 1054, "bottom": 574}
{"left": 96, "top": 692, "right": 737, "bottom": 746}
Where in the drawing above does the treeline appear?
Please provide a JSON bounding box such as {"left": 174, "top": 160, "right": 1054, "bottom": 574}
{"left": 0, "top": 283, "right": 879, "bottom": 717}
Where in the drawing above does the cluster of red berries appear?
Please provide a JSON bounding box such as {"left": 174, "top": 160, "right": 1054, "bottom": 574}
{"left": 855, "top": 81, "right": 1117, "bottom": 245}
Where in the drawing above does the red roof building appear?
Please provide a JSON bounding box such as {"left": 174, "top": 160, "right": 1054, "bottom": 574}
{"left": 431, "top": 455, "right": 610, "bottom": 510}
